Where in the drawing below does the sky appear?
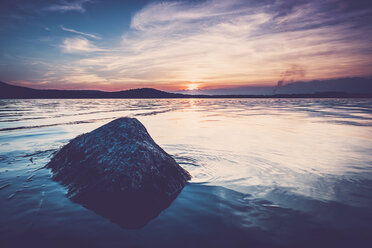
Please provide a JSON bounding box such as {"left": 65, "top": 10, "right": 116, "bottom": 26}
{"left": 0, "top": 0, "right": 372, "bottom": 91}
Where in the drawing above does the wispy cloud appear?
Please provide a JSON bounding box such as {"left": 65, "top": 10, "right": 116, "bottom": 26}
{"left": 25, "top": 0, "right": 372, "bottom": 90}
{"left": 46, "top": 0, "right": 91, "bottom": 13}
{"left": 61, "top": 37, "right": 103, "bottom": 53}
{"left": 61, "top": 25, "right": 100, "bottom": 39}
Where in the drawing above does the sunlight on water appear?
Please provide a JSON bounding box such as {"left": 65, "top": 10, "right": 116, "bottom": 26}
{"left": 1, "top": 99, "right": 372, "bottom": 203}
{"left": 1, "top": 98, "right": 372, "bottom": 247}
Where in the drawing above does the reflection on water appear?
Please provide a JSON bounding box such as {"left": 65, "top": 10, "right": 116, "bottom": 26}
{"left": 1, "top": 98, "right": 372, "bottom": 247}
{"left": 71, "top": 188, "right": 180, "bottom": 230}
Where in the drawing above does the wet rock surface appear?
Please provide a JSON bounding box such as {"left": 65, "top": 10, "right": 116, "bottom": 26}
{"left": 47, "top": 117, "right": 191, "bottom": 228}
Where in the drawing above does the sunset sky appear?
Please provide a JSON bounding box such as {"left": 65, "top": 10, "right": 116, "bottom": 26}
{"left": 1, "top": 0, "right": 372, "bottom": 91}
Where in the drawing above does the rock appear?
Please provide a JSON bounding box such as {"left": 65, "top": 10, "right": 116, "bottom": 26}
{"left": 47, "top": 117, "right": 191, "bottom": 228}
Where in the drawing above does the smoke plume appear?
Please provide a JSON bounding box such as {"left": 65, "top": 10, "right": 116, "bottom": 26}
{"left": 273, "top": 65, "right": 306, "bottom": 94}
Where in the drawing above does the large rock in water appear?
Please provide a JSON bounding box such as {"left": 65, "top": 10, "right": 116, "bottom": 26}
{"left": 47, "top": 117, "right": 191, "bottom": 228}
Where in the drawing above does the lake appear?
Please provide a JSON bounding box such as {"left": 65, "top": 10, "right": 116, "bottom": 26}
{"left": 1, "top": 98, "right": 372, "bottom": 247}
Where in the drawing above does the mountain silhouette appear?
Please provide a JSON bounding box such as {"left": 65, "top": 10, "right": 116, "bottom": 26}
{"left": 176, "top": 77, "right": 372, "bottom": 96}
{"left": 1, "top": 80, "right": 371, "bottom": 99}
{"left": 0, "top": 82, "right": 186, "bottom": 99}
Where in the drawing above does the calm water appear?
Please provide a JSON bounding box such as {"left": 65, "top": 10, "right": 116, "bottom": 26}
{"left": 1, "top": 98, "right": 372, "bottom": 247}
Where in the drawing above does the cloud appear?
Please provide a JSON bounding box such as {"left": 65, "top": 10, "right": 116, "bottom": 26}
{"left": 82, "top": 1, "right": 371, "bottom": 86}
{"left": 25, "top": 0, "right": 372, "bottom": 90}
{"left": 61, "top": 26, "right": 100, "bottom": 39}
{"left": 46, "top": 0, "right": 91, "bottom": 13}
{"left": 60, "top": 37, "right": 103, "bottom": 53}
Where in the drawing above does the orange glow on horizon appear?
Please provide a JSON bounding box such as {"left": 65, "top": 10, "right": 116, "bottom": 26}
{"left": 186, "top": 83, "right": 199, "bottom": 91}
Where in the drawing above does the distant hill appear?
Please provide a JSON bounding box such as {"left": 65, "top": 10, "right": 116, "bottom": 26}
{"left": 1, "top": 80, "right": 371, "bottom": 99}
{"left": 177, "top": 77, "right": 372, "bottom": 95}
{"left": 276, "top": 77, "right": 372, "bottom": 94}
{"left": 0, "top": 82, "right": 186, "bottom": 99}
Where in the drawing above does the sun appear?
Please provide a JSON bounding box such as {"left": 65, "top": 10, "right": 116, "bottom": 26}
{"left": 186, "top": 83, "right": 199, "bottom": 90}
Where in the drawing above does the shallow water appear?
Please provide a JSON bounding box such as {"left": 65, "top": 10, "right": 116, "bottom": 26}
{"left": 1, "top": 98, "right": 372, "bottom": 247}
